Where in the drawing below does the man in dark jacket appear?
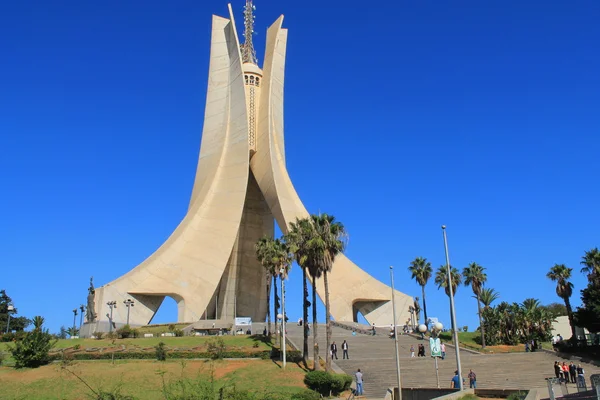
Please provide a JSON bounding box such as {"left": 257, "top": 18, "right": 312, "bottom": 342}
{"left": 342, "top": 340, "right": 349, "bottom": 359}
{"left": 569, "top": 362, "right": 577, "bottom": 383}
{"left": 331, "top": 342, "right": 338, "bottom": 360}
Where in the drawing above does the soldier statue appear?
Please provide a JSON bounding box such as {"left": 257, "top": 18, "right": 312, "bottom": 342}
{"left": 86, "top": 277, "right": 97, "bottom": 323}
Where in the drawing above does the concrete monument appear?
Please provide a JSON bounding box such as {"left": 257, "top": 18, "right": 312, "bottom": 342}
{"left": 84, "top": 1, "right": 413, "bottom": 333}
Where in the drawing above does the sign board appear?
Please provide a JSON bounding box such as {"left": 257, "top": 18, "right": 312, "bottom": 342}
{"left": 235, "top": 317, "right": 252, "bottom": 326}
{"left": 430, "top": 337, "right": 442, "bottom": 358}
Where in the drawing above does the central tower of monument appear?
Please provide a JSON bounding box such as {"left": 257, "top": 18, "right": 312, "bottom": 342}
{"left": 87, "top": 1, "right": 413, "bottom": 332}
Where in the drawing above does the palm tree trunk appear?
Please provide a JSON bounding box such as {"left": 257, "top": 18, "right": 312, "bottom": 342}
{"left": 302, "top": 267, "right": 309, "bottom": 366}
{"left": 273, "top": 276, "right": 278, "bottom": 344}
{"left": 324, "top": 271, "right": 332, "bottom": 372}
{"left": 564, "top": 296, "right": 577, "bottom": 341}
{"left": 421, "top": 285, "right": 428, "bottom": 325}
{"left": 312, "top": 278, "right": 320, "bottom": 371}
{"left": 476, "top": 293, "right": 485, "bottom": 348}
{"left": 266, "top": 274, "right": 272, "bottom": 335}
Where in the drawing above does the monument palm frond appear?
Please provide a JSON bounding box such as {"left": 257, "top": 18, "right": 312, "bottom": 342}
{"left": 547, "top": 264, "right": 576, "bottom": 340}
{"left": 408, "top": 257, "right": 432, "bottom": 324}
{"left": 463, "top": 262, "right": 488, "bottom": 347}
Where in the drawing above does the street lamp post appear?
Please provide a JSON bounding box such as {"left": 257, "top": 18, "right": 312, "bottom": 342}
{"left": 79, "top": 305, "right": 85, "bottom": 329}
{"left": 390, "top": 266, "right": 402, "bottom": 400}
{"left": 106, "top": 301, "right": 117, "bottom": 333}
{"left": 419, "top": 322, "right": 444, "bottom": 388}
{"left": 123, "top": 299, "right": 135, "bottom": 325}
{"left": 280, "top": 267, "right": 287, "bottom": 369}
{"left": 6, "top": 305, "right": 15, "bottom": 333}
{"left": 72, "top": 308, "right": 78, "bottom": 332}
{"left": 442, "top": 225, "right": 463, "bottom": 391}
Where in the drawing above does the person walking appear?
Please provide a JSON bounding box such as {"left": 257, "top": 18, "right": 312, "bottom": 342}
{"left": 410, "top": 345, "right": 415, "bottom": 358}
{"left": 468, "top": 369, "right": 477, "bottom": 389}
{"left": 342, "top": 340, "right": 349, "bottom": 359}
{"left": 569, "top": 362, "right": 577, "bottom": 384}
{"left": 331, "top": 341, "right": 338, "bottom": 360}
{"left": 355, "top": 369, "right": 364, "bottom": 396}
{"left": 441, "top": 342, "right": 446, "bottom": 360}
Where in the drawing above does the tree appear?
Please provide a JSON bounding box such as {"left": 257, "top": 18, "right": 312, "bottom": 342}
{"left": 287, "top": 217, "right": 315, "bottom": 366}
{"left": 435, "top": 265, "right": 462, "bottom": 297}
{"left": 581, "top": 248, "right": 600, "bottom": 283}
{"left": 256, "top": 236, "right": 278, "bottom": 336}
{"left": 272, "top": 237, "right": 293, "bottom": 328}
{"left": 66, "top": 327, "right": 79, "bottom": 338}
{"left": 435, "top": 265, "right": 462, "bottom": 334}
{"left": 541, "top": 302, "right": 568, "bottom": 317}
{"left": 479, "top": 288, "right": 500, "bottom": 310}
{"left": 9, "top": 315, "right": 56, "bottom": 368}
{"left": 58, "top": 326, "right": 68, "bottom": 340}
{"left": 463, "top": 262, "right": 488, "bottom": 348}
{"left": 546, "top": 264, "right": 577, "bottom": 340}
{"left": 309, "top": 214, "right": 347, "bottom": 372}
{"left": 0, "top": 290, "right": 31, "bottom": 333}
{"left": 408, "top": 257, "right": 432, "bottom": 324}
{"left": 574, "top": 282, "right": 600, "bottom": 333}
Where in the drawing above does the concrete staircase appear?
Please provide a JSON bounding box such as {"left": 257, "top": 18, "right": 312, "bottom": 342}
{"left": 285, "top": 324, "right": 600, "bottom": 399}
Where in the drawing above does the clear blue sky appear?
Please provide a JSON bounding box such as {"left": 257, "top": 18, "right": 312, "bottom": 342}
{"left": 1, "top": 0, "right": 599, "bottom": 333}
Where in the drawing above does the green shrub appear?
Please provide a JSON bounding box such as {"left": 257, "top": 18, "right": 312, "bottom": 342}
{"left": 207, "top": 337, "right": 227, "bottom": 360}
{"left": 155, "top": 342, "right": 167, "bottom": 361}
{"left": 73, "top": 344, "right": 81, "bottom": 350}
{"left": 0, "top": 351, "right": 5, "bottom": 365}
{"left": 174, "top": 328, "right": 184, "bottom": 337}
{"left": 507, "top": 392, "right": 527, "bottom": 400}
{"left": 9, "top": 319, "right": 57, "bottom": 368}
{"left": 290, "top": 389, "right": 321, "bottom": 400}
{"left": 304, "top": 371, "right": 351, "bottom": 396}
{"left": 93, "top": 331, "right": 104, "bottom": 340}
{"left": 117, "top": 325, "right": 133, "bottom": 339}
{"left": 106, "top": 331, "right": 118, "bottom": 340}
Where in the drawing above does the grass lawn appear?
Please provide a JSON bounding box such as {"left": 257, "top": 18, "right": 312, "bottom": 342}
{"left": 438, "top": 332, "right": 548, "bottom": 354}
{"left": 1, "top": 334, "right": 273, "bottom": 353}
{"left": 0, "top": 359, "right": 309, "bottom": 400}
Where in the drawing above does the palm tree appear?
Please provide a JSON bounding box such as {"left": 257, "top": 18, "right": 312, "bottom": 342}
{"left": 463, "top": 262, "right": 488, "bottom": 347}
{"left": 272, "top": 238, "right": 293, "bottom": 328}
{"left": 32, "top": 316, "right": 45, "bottom": 331}
{"left": 309, "top": 214, "right": 347, "bottom": 372}
{"left": 581, "top": 248, "right": 600, "bottom": 283}
{"left": 479, "top": 288, "right": 500, "bottom": 310}
{"left": 435, "top": 265, "right": 462, "bottom": 297}
{"left": 547, "top": 264, "right": 577, "bottom": 340}
{"left": 408, "top": 257, "right": 432, "bottom": 325}
{"left": 286, "top": 218, "right": 314, "bottom": 366}
{"left": 255, "top": 236, "right": 277, "bottom": 336}
{"left": 435, "top": 265, "right": 462, "bottom": 333}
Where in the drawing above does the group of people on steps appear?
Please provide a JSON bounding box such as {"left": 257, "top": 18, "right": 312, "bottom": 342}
{"left": 554, "top": 361, "right": 585, "bottom": 386}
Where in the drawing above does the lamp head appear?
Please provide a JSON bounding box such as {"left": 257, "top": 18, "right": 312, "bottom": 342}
{"left": 441, "top": 225, "right": 446, "bottom": 230}
{"left": 418, "top": 324, "right": 427, "bottom": 333}
{"left": 433, "top": 322, "right": 443, "bottom": 332}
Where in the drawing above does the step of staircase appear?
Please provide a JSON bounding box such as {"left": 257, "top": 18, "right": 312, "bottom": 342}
{"left": 285, "top": 324, "right": 600, "bottom": 399}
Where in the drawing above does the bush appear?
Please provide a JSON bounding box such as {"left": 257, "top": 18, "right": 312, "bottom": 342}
{"left": 117, "top": 325, "right": 133, "bottom": 339}
{"left": 155, "top": 342, "right": 167, "bottom": 361}
{"left": 174, "top": 329, "right": 184, "bottom": 337}
{"left": 304, "top": 371, "right": 352, "bottom": 396}
{"left": 207, "top": 337, "right": 227, "bottom": 360}
{"left": 9, "top": 323, "right": 57, "bottom": 368}
{"left": 94, "top": 331, "right": 104, "bottom": 340}
{"left": 106, "top": 331, "right": 118, "bottom": 340}
{"left": 507, "top": 392, "right": 528, "bottom": 400}
{"left": 290, "top": 389, "right": 321, "bottom": 400}
{"left": 0, "top": 351, "right": 4, "bottom": 366}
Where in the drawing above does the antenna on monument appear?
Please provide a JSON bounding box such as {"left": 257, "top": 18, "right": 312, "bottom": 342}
{"left": 241, "top": 0, "right": 258, "bottom": 64}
